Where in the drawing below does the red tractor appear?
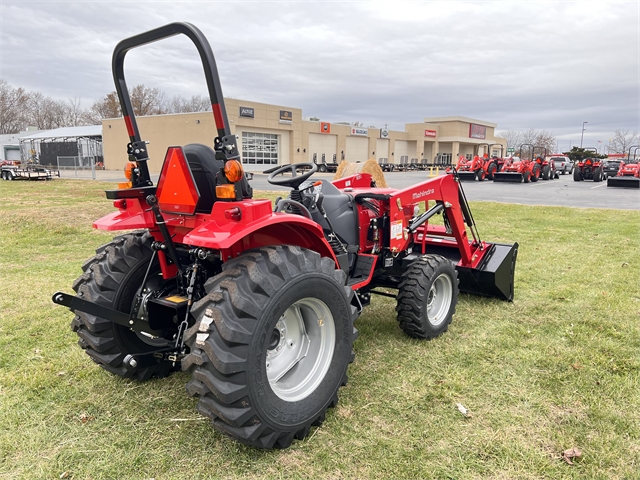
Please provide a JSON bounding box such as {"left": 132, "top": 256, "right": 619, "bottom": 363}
{"left": 532, "top": 147, "right": 557, "bottom": 180}
{"left": 456, "top": 143, "right": 500, "bottom": 181}
{"left": 607, "top": 146, "right": 640, "bottom": 188}
{"left": 574, "top": 148, "right": 604, "bottom": 182}
{"left": 52, "top": 23, "right": 518, "bottom": 449}
{"left": 493, "top": 144, "right": 539, "bottom": 183}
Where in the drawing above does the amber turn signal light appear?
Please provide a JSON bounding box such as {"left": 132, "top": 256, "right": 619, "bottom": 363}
{"left": 216, "top": 184, "right": 236, "bottom": 199}
{"left": 124, "top": 161, "right": 137, "bottom": 180}
{"left": 224, "top": 160, "right": 244, "bottom": 183}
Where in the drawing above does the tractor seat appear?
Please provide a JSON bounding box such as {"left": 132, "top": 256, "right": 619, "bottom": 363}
{"left": 183, "top": 143, "right": 253, "bottom": 213}
{"left": 183, "top": 143, "right": 223, "bottom": 213}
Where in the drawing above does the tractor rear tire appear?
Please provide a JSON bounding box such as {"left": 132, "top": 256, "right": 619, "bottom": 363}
{"left": 70, "top": 231, "right": 180, "bottom": 381}
{"left": 396, "top": 255, "right": 458, "bottom": 339}
{"left": 594, "top": 167, "right": 602, "bottom": 182}
{"left": 182, "top": 245, "right": 358, "bottom": 449}
{"left": 542, "top": 165, "right": 550, "bottom": 180}
{"left": 573, "top": 168, "right": 582, "bottom": 181}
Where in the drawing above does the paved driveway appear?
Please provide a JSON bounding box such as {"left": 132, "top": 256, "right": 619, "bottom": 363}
{"left": 78, "top": 168, "right": 640, "bottom": 210}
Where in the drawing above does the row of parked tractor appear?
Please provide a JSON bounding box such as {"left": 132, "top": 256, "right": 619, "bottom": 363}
{"left": 453, "top": 144, "right": 640, "bottom": 188}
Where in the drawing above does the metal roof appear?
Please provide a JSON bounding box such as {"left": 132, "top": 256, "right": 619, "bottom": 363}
{"left": 19, "top": 125, "right": 102, "bottom": 140}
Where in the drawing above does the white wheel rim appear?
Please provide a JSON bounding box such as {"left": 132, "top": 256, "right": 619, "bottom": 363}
{"left": 427, "top": 273, "right": 453, "bottom": 326}
{"left": 267, "top": 297, "right": 335, "bottom": 402}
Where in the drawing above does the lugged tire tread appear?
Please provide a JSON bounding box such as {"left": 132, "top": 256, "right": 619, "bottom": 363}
{"left": 396, "top": 254, "right": 458, "bottom": 339}
{"left": 183, "top": 245, "right": 358, "bottom": 448}
{"left": 70, "top": 231, "right": 178, "bottom": 380}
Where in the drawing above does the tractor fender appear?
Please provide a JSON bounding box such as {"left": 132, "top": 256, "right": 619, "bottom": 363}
{"left": 93, "top": 201, "right": 155, "bottom": 231}
{"left": 183, "top": 212, "right": 339, "bottom": 264}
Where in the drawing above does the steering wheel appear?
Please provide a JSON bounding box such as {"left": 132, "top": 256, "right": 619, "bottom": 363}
{"left": 267, "top": 163, "right": 317, "bottom": 189}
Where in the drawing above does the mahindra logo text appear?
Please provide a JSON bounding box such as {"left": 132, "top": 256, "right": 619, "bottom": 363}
{"left": 412, "top": 189, "right": 434, "bottom": 200}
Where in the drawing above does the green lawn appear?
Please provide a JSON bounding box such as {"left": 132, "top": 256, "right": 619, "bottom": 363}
{"left": 0, "top": 179, "right": 638, "bottom": 479}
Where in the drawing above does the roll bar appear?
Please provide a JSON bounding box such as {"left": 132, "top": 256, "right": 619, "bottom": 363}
{"left": 112, "top": 22, "right": 239, "bottom": 185}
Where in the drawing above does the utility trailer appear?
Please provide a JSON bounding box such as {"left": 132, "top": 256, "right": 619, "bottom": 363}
{"left": 1, "top": 162, "right": 59, "bottom": 181}
{"left": 607, "top": 146, "right": 640, "bottom": 188}
{"left": 52, "top": 22, "right": 519, "bottom": 450}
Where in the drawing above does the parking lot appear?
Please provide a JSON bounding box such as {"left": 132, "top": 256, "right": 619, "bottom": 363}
{"left": 73, "top": 168, "right": 640, "bottom": 211}
{"left": 249, "top": 170, "right": 640, "bottom": 211}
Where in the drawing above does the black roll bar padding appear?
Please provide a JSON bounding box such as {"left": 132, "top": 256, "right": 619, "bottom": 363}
{"left": 112, "top": 22, "right": 230, "bottom": 143}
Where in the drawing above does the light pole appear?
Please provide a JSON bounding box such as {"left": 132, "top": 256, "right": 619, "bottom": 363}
{"left": 580, "top": 121, "right": 588, "bottom": 148}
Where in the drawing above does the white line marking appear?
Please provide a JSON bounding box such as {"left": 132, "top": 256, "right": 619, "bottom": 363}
{"left": 591, "top": 183, "right": 607, "bottom": 189}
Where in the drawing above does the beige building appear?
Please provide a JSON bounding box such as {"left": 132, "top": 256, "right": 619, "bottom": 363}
{"left": 102, "top": 98, "right": 506, "bottom": 173}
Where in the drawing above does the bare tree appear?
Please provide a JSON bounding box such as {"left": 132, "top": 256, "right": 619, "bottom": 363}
{"left": 64, "top": 98, "right": 87, "bottom": 127}
{"left": 610, "top": 129, "right": 638, "bottom": 155}
{"left": 25, "top": 92, "right": 70, "bottom": 130}
{"left": 165, "top": 94, "right": 210, "bottom": 113}
{"left": 85, "top": 91, "right": 122, "bottom": 124}
{"left": 496, "top": 128, "right": 556, "bottom": 156}
{"left": 496, "top": 129, "right": 522, "bottom": 151}
{"left": 0, "top": 79, "right": 28, "bottom": 134}
{"left": 130, "top": 84, "right": 166, "bottom": 116}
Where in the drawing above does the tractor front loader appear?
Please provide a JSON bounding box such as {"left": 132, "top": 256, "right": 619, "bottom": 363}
{"left": 493, "top": 144, "right": 537, "bottom": 183}
{"left": 52, "top": 22, "right": 519, "bottom": 449}
{"left": 607, "top": 146, "right": 640, "bottom": 188}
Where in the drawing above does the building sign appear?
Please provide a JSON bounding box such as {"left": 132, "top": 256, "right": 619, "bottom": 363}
{"left": 239, "top": 106, "right": 254, "bottom": 118}
{"left": 279, "top": 110, "right": 292, "bottom": 124}
{"left": 424, "top": 129, "right": 437, "bottom": 138}
{"left": 321, "top": 122, "right": 331, "bottom": 134}
{"left": 380, "top": 129, "right": 389, "bottom": 138}
{"left": 469, "top": 123, "right": 486, "bottom": 139}
{"left": 351, "top": 127, "right": 368, "bottom": 136}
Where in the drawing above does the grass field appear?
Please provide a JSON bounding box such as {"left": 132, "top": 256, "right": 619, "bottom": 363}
{"left": 0, "top": 179, "right": 638, "bottom": 479}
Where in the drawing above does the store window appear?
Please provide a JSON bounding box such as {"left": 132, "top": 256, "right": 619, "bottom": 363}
{"left": 241, "top": 132, "right": 278, "bottom": 165}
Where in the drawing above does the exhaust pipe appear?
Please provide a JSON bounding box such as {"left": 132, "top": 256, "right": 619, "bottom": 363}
{"left": 607, "top": 176, "right": 640, "bottom": 188}
{"left": 493, "top": 172, "right": 523, "bottom": 183}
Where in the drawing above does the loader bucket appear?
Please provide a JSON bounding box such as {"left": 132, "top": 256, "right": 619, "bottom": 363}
{"left": 456, "top": 242, "right": 519, "bottom": 301}
{"left": 457, "top": 171, "right": 477, "bottom": 181}
{"left": 607, "top": 176, "right": 640, "bottom": 188}
{"left": 493, "top": 172, "right": 523, "bottom": 183}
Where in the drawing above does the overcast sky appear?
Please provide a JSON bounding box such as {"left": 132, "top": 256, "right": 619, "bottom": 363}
{"left": 1, "top": 1, "right": 638, "bottom": 151}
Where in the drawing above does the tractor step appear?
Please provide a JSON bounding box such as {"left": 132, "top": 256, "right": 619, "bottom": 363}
{"left": 493, "top": 172, "right": 523, "bottom": 183}
{"left": 607, "top": 176, "right": 640, "bottom": 188}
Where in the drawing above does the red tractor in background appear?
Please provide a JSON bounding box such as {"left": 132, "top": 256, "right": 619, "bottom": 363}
{"left": 532, "top": 147, "right": 557, "bottom": 180}
{"left": 574, "top": 148, "right": 604, "bottom": 182}
{"left": 456, "top": 143, "right": 501, "bottom": 181}
{"left": 607, "top": 146, "right": 640, "bottom": 188}
{"left": 493, "top": 144, "right": 538, "bottom": 183}
{"left": 52, "top": 23, "right": 519, "bottom": 449}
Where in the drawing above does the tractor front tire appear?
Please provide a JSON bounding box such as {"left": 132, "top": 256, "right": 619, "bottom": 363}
{"left": 487, "top": 162, "right": 497, "bottom": 180}
{"left": 183, "top": 246, "right": 358, "bottom": 449}
{"left": 70, "top": 231, "right": 179, "bottom": 380}
{"left": 318, "top": 164, "right": 327, "bottom": 173}
{"left": 474, "top": 169, "right": 485, "bottom": 181}
{"left": 396, "top": 255, "right": 459, "bottom": 339}
{"left": 531, "top": 164, "right": 540, "bottom": 182}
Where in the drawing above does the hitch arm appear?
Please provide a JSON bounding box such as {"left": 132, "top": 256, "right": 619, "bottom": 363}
{"left": 52, "top": 291, "right": 164, "bottom": 337}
